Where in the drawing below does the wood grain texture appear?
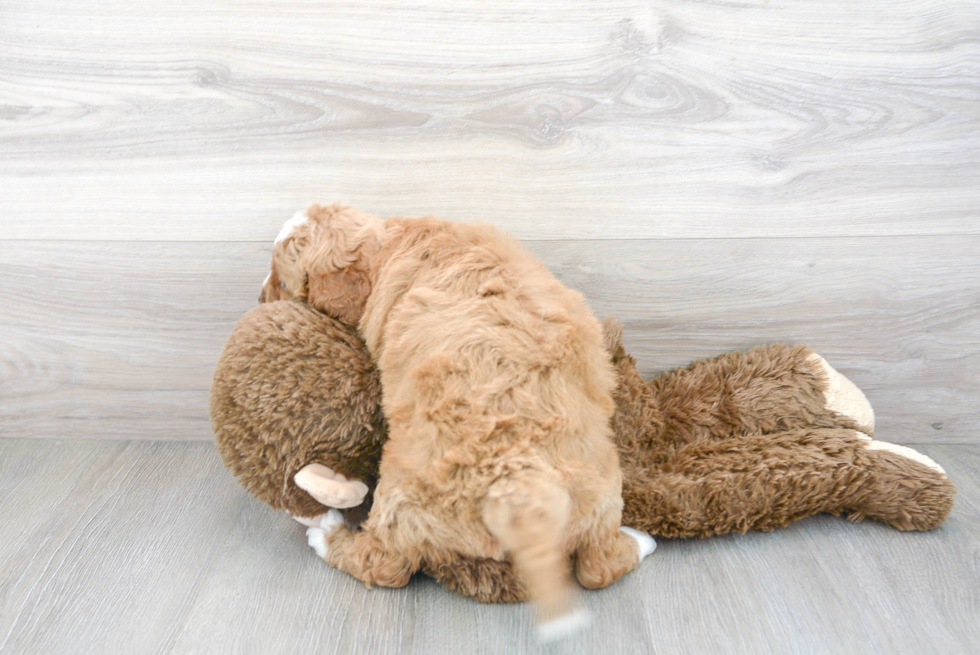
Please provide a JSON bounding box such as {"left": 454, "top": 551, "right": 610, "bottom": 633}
{"left": 0, "top": 440, "right": 976, "bottom": 654}
{"left": 1, "top": 0, "right": 977, "bottom": 240}
{"left": 1, "top": 237, "right": 977, "bottom": 444}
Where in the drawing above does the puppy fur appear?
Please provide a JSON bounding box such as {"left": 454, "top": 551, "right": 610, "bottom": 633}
{"left": 263, "top": 204, "right": 639, "bottom": 625}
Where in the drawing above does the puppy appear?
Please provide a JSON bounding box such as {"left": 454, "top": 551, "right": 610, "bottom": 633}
{"left": 261, "top": 204, "right": 654, "bottom": 640}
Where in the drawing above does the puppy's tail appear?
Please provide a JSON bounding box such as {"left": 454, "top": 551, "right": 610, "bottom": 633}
{"left": 482, "top": 469, "right": 589, "bottom": 642}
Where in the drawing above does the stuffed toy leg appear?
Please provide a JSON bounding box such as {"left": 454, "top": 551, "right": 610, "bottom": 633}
{"left": 602, "top": 317, "right": 954, "bottom": 537}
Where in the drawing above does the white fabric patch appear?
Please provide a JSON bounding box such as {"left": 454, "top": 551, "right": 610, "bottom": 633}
{"left": 866, "top": 440, "right": 946, "bottom": 475}
{"left": 307, "top": 527, "right": 328, "bottom": 558}
{"left": 620, "top": 526, "right": 657, "bottom": 560}
{"left": 275, "top": 210, "right": 309, "bottom": 243}
{"left": 291, "top": 513, "right": 323, "bottom": 528}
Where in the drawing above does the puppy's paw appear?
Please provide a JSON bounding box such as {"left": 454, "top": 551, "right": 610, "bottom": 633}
{"left": 807, "top": 353, "right": 875, "bottom": 433}
{"left": 306, "top": 509, "right": 345, "bottom": 560}
{"left": 306, "top": 527, "right": 329, "bottom": 559}
{"left": 537, "top": 608, "right": 592, "bottom": 644}
{"left": 620, "top": 526, "right": 657, "bottom": 561}
{"left": 319, "top": 508, "right": 346, "bottom": 531}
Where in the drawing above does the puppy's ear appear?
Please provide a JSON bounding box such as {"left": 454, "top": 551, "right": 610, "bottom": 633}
{"left": 258, "top": 268, "right": 282, "bottom": 304}
{"left": 601, "top": 316, "right": 628, "bottom": 363}
{"left": 304, "top": 208, "right": 384, "bottom": 325}
{"left": 307, "top": 255, "right": 372, "bottom": 325}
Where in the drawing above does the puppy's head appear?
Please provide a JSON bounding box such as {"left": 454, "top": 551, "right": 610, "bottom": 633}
{"left": 259, "top": 203, "right": 384, "bottom": 325}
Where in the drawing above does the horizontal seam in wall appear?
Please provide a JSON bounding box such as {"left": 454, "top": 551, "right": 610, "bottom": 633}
{"left": 2, "top": 233, "right": 980, "bottom": 245}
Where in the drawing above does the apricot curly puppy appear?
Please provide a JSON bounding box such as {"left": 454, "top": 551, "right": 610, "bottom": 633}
{"left": 260, "top": 204, "right": 654, "bottom": 639}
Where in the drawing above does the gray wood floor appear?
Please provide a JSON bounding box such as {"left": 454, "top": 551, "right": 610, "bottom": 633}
{"left": 0, "top": 439, "right": 977, "bottom": 655}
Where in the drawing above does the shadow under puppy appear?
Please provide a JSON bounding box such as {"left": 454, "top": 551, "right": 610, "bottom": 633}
{"left": 257, "top": 204, "right": 653, "bottom": 639}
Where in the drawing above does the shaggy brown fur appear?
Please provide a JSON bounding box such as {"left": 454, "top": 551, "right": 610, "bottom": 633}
{"left": 210, "top": 300, "right": 385, "bottom": 524}
{"left": 262, "top": 205, "right": 638, "bottom": 627}
{"left": 603, "top": 318, "right": 955, "bottom": 538}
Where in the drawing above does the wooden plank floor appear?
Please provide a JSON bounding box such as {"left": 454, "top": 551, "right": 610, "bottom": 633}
{"left": 0, "top": 439, "right": 977, "bottom": 654}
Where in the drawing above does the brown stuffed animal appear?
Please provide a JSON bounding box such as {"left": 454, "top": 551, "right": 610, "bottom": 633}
{"left": 210, "top": 303, "right": 955, "bottom": 604}
{"left": 210, "top": 300, "right": 385, "bottom": 527}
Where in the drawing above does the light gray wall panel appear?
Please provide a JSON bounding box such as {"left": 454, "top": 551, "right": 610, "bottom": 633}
{"left": 1, "top": 0, "right": 977, "bottom": 240}
{"left": 2, "top": 238, "right": 976, "bottom": 443}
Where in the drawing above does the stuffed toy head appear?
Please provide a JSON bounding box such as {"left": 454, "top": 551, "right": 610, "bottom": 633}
{"left": 210, "top": 300, "right": 385, "bottom": 523}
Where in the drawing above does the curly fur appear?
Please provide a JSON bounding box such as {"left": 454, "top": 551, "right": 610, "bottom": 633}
{"left": 262, "top": 204, "right": 639, "bottom": 624}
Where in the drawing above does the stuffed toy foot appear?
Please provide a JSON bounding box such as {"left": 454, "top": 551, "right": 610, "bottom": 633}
{"left": 602, "top": 317, "right": 954, "bottom": 538}
{"left": 619, "top": 427, "right": 954, "bottom": 538}
{"left": 845, "top": 435, "right": 953, "bottom": 531}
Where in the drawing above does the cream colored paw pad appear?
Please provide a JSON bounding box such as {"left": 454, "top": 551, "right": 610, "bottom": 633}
{"left": 620, "top": 526, "right": 657, "bottom": 561}
{"left": 866, "top": 440, "right": 946, "bottom": 475}
{"left": 807, "top": 353, "right": 875, "bottom": 432}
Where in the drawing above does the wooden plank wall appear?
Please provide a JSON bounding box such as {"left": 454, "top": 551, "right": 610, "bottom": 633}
{"left": 1, "top": 0, "right": 978, "bottom": 443}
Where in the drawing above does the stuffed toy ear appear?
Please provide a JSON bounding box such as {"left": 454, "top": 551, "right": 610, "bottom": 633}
{"left": 294, "top": 464, "right": 369, "bottom": 509}
{"left": 307, "top": 256, "right": 372, "bottom": 325}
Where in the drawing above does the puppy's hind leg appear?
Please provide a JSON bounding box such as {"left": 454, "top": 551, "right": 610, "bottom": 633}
{"left": 574, "top": 509, "right": 655, "bottom": 591}
{"left": 482, "top": 471, "right": 587, "bottom": 643}
{"left": 307, "top": 510, "right": 416, "bottom": 588}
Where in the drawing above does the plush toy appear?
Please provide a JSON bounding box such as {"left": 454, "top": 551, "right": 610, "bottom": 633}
{"left": 210, "top": 300, "right": 386, "bottom": 527}
{"left": 211, "top": 302, "right": 955, "bottom": 604}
